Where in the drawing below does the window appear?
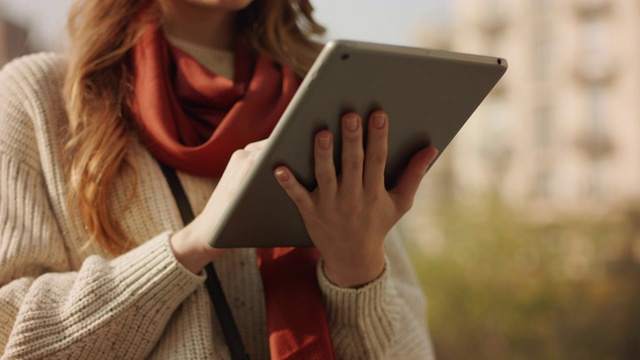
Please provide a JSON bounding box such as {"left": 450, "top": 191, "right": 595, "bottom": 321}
{"left": 587, "top": 159, "right": 605, "bottom": 198}
{"left": 587, "top": 84, "right": 606, "bottom": 137}
{"left": 482, "top": 94, "right": 511, "bottom": 169}
{"left": 533, "top": 31, "right": 552, "bottom": 82}
{"left": 535, "top": 104, "right": 553, "bottom": 147}
{"left": 582, "top": 11, "right": 609, "bottom": 71}
{"left": 535, "top": 169, "right": 553, "bottom": 198}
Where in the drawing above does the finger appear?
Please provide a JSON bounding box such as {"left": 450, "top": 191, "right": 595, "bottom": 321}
{"left": 210, "top": 150, "right": 255, "bottom": 205}
{"left": 221, "top": 149, "right": 251, "bottom": 180}
{"left": 274, "top": 166, "right": 314, "bottom": 215}
{"left": 314, "top": 130, "right": 337, "bottom": 193}
{"left": 363, "top": 111, "right": 388, "bottom": 191}
{"left": 340, "top": 112, "right": 364, "bottom": 192}
{"left": 390, "top": 146, "right": 439, "bottom": 214}
{"left": 244, "top": 138, "right": 269, "bottom": 152}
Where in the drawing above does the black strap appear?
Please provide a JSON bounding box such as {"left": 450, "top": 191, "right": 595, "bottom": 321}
{"left": 158, "top": 162, "right": 250, "bottom": 360}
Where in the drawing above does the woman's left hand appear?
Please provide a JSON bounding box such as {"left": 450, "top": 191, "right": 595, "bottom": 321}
{"left": 274, "top": 111, "right": 438, "bottom": 288}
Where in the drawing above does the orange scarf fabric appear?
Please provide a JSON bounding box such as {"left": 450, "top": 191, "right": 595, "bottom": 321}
{"left": 130, "top": 25, "right": 297, "bottom": 178}
{"left": 129, "top": 25, "right": 336, "bottom": 359}
{"left": 257, "top": 248, "right": 336, "bottom": 359}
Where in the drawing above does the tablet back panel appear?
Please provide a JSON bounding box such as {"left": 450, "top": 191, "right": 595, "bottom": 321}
{"left": 210, "top": 40, "right": 507, "bottom": 248}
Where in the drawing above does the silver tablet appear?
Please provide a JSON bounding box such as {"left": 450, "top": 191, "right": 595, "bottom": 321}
{"left": 209, "top": 40, "right": 507, "bottom": 248}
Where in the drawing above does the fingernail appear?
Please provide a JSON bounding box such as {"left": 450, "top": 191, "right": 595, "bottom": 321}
{"left": 373, "top": 113, "right": 386, "bottom": 129}
{"left": 318, "top": 135, "right": 331, "bottom": 150}
{"left": 344, "top": 115, "right": 358, "bottom": 132}
{"left": 275, "top": 168, "right": 289, "bottom": 181}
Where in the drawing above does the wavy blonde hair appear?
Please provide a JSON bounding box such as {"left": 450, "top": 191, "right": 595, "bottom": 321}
{"left": 64, "top": 0, "right": 325, "bottom": 255}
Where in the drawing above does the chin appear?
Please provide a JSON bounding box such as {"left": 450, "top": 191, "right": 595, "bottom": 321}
{"left": 182, "top": 0, "right": 255, "bottom": 11}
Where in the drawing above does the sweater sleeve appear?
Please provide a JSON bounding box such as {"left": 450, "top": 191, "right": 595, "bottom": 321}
{"left": 0, "top": 150, "right": 203, "bottom": 359}
{"left": 0, "top": 54, "right": 205, "bottom": 359}
{"left": 318, "top": 228, "right": 435, "bottom": 359}
{"left": 0, "top": 153, "right": 204, "bottom": 359}
{"left": 1, "top": 235, "right": 205, "bottom": 360}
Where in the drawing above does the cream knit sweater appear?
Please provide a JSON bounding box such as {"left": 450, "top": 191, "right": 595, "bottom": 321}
{"left": 0, "top": 53, "right": 434, "bottom": 359}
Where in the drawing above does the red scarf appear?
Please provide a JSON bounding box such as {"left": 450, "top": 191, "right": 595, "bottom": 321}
{"left": 130, "top": 26, "right": 296, "bottom": 177}
{"left": 130, "top": 25, "right": 336, "bottom": 359}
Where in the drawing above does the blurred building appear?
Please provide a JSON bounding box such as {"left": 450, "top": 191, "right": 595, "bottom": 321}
{"left": 416, "top": 0, "right": 640, "bottom": 216}
{"left": 0, "top": 7, "right": 31, "bottom": 66}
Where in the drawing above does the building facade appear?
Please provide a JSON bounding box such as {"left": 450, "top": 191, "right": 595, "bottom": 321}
{"left": 416, "top": 0, "right": 640, "bottom": 216}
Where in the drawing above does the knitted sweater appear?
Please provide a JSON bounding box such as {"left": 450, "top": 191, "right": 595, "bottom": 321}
{"left": 0, "top": 53, "right": 434, "bottom": 359}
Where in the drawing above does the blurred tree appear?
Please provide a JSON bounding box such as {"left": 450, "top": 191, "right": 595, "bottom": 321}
{"left": 405, "top": 197, "right": 640, "bottom": 360}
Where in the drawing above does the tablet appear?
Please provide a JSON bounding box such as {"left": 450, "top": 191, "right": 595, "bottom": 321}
{"left": 209, "top": 39, "right": 507, "bottom": 248}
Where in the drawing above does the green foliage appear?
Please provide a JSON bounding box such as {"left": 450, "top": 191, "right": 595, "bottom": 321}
{"left": 405, "top": 198, "right": 640, "bottom": 360}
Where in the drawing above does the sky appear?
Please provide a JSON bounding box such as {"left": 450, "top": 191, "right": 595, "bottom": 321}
{"left": 0, "top": 0, "right": 450, "bottom": 51}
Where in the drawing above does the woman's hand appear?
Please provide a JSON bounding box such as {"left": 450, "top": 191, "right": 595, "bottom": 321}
{"left": 170, "top": 140, "right": 268, "bottom": 274}
{"left": 274, "top": 111, "right": 438, "bottom": 288}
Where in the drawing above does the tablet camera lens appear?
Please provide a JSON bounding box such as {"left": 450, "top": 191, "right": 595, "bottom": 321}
{"left": 341, "top": 53, "right": 350, "bottom": 61}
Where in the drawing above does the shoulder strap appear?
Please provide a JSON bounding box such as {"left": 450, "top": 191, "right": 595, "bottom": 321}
{"left": 158, "top": 161, "right": 250, "bottom": 360}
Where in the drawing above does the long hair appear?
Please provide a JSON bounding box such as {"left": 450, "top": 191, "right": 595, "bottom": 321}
{"left": 64, "top": 0, "right": 325, "bottom": 255}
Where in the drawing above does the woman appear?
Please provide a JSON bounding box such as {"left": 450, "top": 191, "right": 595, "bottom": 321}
{"left": 0, "top": 0, "right": 437, "bottom": 358}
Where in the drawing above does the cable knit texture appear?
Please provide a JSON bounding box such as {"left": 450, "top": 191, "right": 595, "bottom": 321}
{"left": 0, "top": 53, "right": 435, "bottom": 359}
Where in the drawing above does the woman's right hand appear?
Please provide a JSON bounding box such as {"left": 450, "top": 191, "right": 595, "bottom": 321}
{"left": 170, "top": 140, "right": 267, "bottom": 274}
